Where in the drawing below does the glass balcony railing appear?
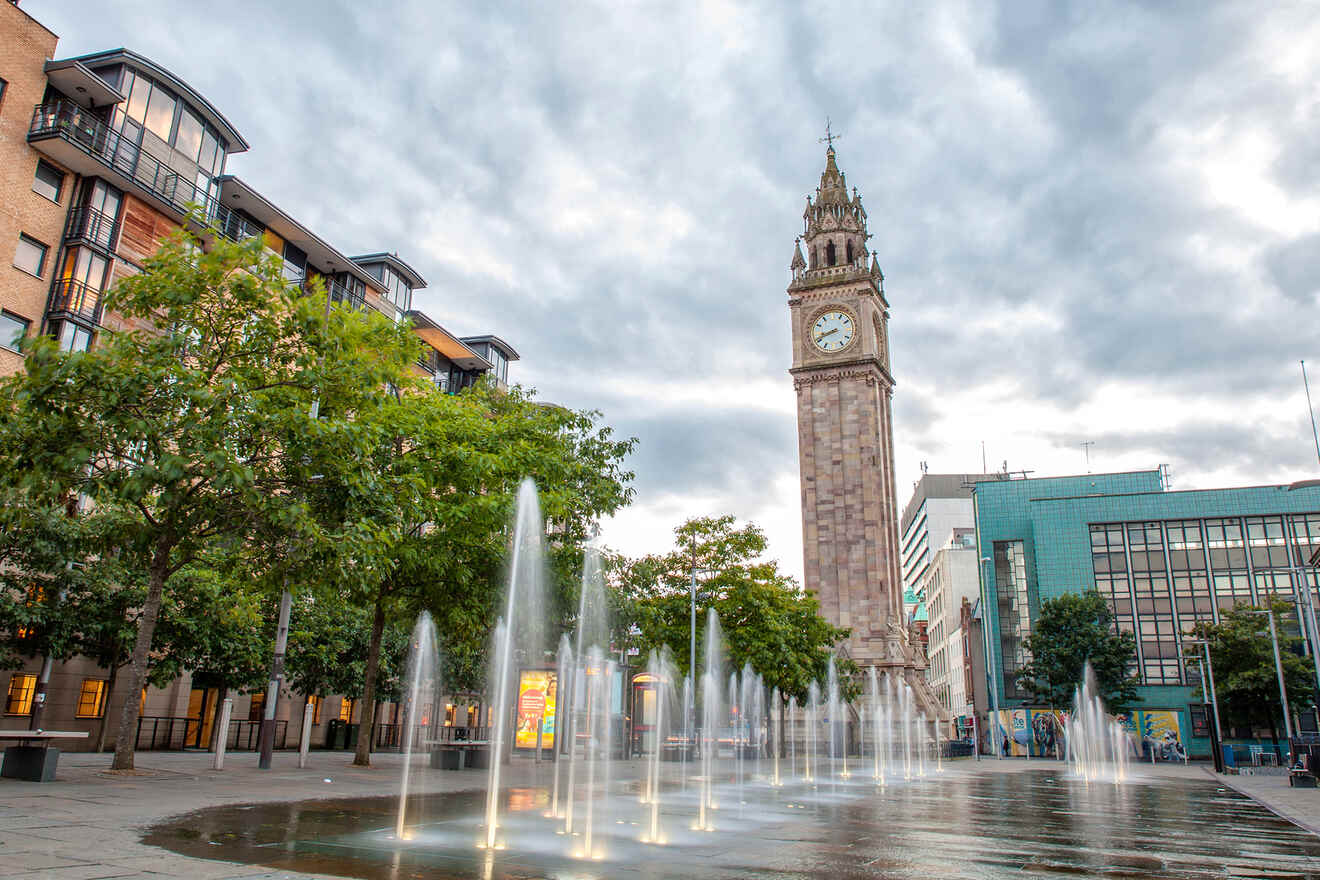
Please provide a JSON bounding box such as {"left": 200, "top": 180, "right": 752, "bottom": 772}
{"left": 48, "top": 279, "right": 103, "bottom": 324}
{"left": 328, "top": 280, "right": 366, "bottom": 311}
{"left": 28, "top": 100, "right": 217, "bottom": 220}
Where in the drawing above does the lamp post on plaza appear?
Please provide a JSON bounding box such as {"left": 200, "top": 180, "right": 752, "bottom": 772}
{"left": 1247, "top": 608, "right": 1294, "bottom": 749}
{"left": 979, "top": 554, "right": 1002, "bottom": 759}
{"left": 1184, "top": 639, "right": 1224, "bottom": 773}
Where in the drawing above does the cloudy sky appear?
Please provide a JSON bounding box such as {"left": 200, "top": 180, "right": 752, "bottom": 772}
{"left": 33, "top": 0, "right": 1320, "bottom": 582}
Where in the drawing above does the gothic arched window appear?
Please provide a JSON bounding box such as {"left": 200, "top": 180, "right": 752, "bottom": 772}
{"left": 826, "top": 241, "right": 836, "bottom": 266}
{"left": 846, "top": 241, "right": 854, "bottom": 264}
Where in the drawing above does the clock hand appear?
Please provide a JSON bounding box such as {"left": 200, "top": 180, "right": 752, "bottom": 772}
{"left": 816, "top": 327, "right": 839, "bottom": 339}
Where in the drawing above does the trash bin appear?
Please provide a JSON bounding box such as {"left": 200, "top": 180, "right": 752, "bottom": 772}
{"left": 325, "top": 720, "right": 361, "bottom": 750}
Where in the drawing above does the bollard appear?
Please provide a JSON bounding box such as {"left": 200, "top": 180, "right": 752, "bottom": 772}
{"left": 213, "top": 698, "right": 233, "bottom": 770}
{"left": 299, "top": 701, "right": 315, "bottom": 769}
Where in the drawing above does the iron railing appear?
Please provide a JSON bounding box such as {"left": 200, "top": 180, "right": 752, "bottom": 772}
{"left": 64, "top": 205, "right": 118, "bottom": 251}
{"left": 48, "top": 279, "right": 103, "bottom": 324}
{"left": 227, "top": 719, "right": 287, "bottom": 751}
{"left": 135, "top": 715, "right": 202, "bottom": 750}
{"left": 28, "top": 100, "right": 216, "bottom": 219}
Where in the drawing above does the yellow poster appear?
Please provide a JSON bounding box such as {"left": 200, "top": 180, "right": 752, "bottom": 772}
{"left": 515, "top": 669, "right": 556, "bottom": 750}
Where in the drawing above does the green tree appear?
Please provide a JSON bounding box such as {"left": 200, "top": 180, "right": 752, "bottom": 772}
{"left": 1187, "top": 599, "right": 1316, "bottom": 746}
{"left": 0, "top": 225, "right": 414, "bottom": 769}
{"left": 619, "top": 516, "right": 854, "bottom": 704}
{"left": 1015, "top": 590, "right": 1140, "bottom": 710}
{"left": 152, "top": 567, "right": 273, "bottom": 749}
{"left": 284, "top": 588, "right": 409, "bottom": 714}
{"left": 0, "top": 492, "right": 142, "bottom": 742}
{"left": 292, "top": 378, "right": 636, "bottom": 766}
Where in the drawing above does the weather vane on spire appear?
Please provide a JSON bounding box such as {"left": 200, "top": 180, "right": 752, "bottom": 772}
{"left": 819, "top": 117, "right": 841, "bottom": 149}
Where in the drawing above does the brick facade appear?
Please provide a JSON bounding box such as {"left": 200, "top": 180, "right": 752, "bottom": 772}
{"left": 0, "top": 1, "right": 66, "bottom": 376}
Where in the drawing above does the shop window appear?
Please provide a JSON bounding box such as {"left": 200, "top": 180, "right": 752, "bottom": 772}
{"left": 339, "top": 698, "right": 356, "bottom": 722}
{"left": 7, "top": 674, "right": 36, "bottom": 715}
{"left": 76, "top": 679, "right": 108, "bottom": 718}
{"left": 306, "top": 694, "right": 322, "bottom": 724}
{"left": 249, "top": 691, "right": 266, "bottom": 722}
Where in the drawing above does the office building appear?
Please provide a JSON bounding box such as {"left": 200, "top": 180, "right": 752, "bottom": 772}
{"left": 975, "top": 468, "right": 1320, "bottom": 755}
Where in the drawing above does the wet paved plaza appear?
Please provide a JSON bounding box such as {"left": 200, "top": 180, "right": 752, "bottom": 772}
{"left": 144, "top": 765, "right": 1320, "bottom": 880}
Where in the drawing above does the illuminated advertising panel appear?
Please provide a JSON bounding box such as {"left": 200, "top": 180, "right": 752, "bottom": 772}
{"left": 516, "top": 668, "right": 556, "bottom": 751}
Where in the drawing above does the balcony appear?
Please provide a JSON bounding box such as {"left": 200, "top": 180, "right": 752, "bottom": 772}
{"left": 28, "top": 100, "right": 217, "bottom": 222}
{"left": 328, "top": 280, "right": 366, "bottom": 312}
{"left": 48, "top": 279, "right": 103, "bottom": 325}
{"left": 64, "top": 206, "right": 118, "bottom": 251}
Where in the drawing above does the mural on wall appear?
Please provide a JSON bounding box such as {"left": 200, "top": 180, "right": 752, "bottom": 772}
{"left": 989, "top": 707, "right": 1185, "bottom": 759}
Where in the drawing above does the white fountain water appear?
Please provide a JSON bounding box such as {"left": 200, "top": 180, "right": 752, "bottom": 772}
{"left": 806, "top": 681, "right": 820, "bottom": 784}
{"left": 642, "top": 646, "right": 674, "bottom": 844}
{"left": 548, "top": 634, "right": 572, "bottom": 819}
{"left": 1067, "top": 662, "right": 1131, "bottom": 783}
{"left": 696, "top": 608, "right": 724, "bottom": 831}
{"left": 482, "top": 479, "right": 546, "bottom": 851}
{"left": 563, "top": 547, "right": 610, "bottom": 837}
{"left": 789, "top": 695, "right": 798, "bottom": 781}
{"left": 827, "top": 657, "right": 848, "bottom": 780}
{"left": 395, "top": 611, "right": 439, "bottom": 839}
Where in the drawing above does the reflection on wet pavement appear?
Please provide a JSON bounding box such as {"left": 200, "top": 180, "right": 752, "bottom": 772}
{"left": 143, "top": 768, "right": 1320, "bottom": 879}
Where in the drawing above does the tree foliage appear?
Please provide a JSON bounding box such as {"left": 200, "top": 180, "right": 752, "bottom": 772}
{"left": 617, "top": 516, "right": 855, "bottom": 705}
{"left": 1187, "top": 599, "right": 1316, "bottom": 742}
{"left": 0, "top": 224, "right": 414, "bottom": 768}
{"left": 1016, "top": 590, "right": 1140, "bottom": 710}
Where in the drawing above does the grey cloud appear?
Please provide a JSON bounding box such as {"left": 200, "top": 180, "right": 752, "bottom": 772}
{"left": 30, "top": 0, "right": 1320, "bottom": 569}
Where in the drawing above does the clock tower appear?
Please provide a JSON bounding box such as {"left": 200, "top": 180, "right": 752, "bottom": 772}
{"left": 789, "top": 144, "right": 932, "bottom": 699}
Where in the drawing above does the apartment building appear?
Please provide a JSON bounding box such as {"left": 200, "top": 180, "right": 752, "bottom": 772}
{"left": 0, "top": 0, "right": 518, "bottom": 751}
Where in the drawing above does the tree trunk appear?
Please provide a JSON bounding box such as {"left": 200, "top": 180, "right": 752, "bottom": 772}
{"left": 112, "top": 536, "right": 173, "bottom": 770}
{"left": 353, "top": 597, "right": 387, "bottom": 767}
{"left": 95, "top": 661, "right": 120, "bottom": 753}
{"left": 208, "top": 684, "right": 229, "bottom": 752}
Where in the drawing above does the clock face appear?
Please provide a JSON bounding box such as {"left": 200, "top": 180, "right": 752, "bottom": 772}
{"left": 812, "top": 310, "right": 855, "bottom": 352}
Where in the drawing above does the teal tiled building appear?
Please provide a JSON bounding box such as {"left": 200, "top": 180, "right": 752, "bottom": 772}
{"left": 973, "top": 469, "right": 1320, "bottom": 755}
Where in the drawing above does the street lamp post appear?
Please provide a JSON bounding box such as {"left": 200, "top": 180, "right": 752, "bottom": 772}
{"left": 1249, "top": 608, "right": 1294, "bottom": 748}
{"left": 1185, "top": 638, "right": 1224, "bottom": 773}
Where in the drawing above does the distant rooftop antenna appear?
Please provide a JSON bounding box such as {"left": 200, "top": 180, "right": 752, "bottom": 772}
{"left": 1080, "top": 440, "right": 1095, "bottom": 473}
{"left": 1303, "top": 360, "right": 1320, "bottom": 466}
{"left": 920, "top": 460, "right": 928, "bottom": 475}
{"left": 981, "top": 440, "right": 987, "bottom": 474}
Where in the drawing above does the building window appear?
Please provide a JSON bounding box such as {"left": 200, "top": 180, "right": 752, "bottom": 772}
{"left": 306, "top": 694, "right": 323, "bottom": 724}
{"left": 143, "top": 85, "right": 177, "bottom": 143}
{"left": 76, "top": 679, "right": 108, "bottom": 718}
{"left": 6, "top": 674, "right": 36, "bottom": 715}
{"left": 14, "top": 235, "right": 48, "bottom": 277}
{"left": 993, "top": 540, "right": 1032, "bottom": 699}
{"left": 0, "top": 77, "right": 7, "bottom": 111}
{"left": 0, "top": 312, "right": 29, "bottom": 353}
{"left": 77, "top": 180, "right": 123, "bottom": 250}
{"left": 248, "top": 691, "right": 266, "bottom": 722}
{"left": 339, "top": 698, "right": 356, "bottom": 722}
{"left": 54, "top": 321, "right": 94, "bottom": 353}
{"left": 33, "top": 161, "right": 65, "bottom": 203}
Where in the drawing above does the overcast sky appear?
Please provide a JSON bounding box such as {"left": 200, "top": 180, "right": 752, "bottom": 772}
{"left": 33, "top": 0, "right": 1320, "bottom": 583}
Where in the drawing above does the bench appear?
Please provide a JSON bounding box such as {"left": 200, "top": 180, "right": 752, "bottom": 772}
{"left": 0, "top": 730, "right": 89, "bottom": 782}
{"left": 427, "top": 739, "right": 490, "bottom": 770}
